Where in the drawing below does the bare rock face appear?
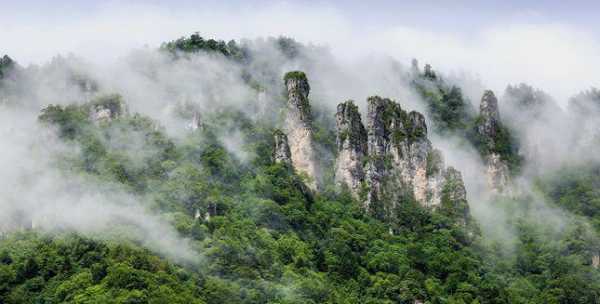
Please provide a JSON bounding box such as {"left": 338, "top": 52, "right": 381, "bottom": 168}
{"left": 477, "top": 90, "right": 511, "bottom": 193}
{"left": 89, "top": 94, "right": 127, "bottom": 123}
{"left": 273, "top": 129, "right": 292, "bottom": 165}
{"left": 365, "top": 96, "right": 394, "bottom": 208}
{"left": 285, "top": 71, "right": 312, "bottom": 126}
{"left": 485, "top": 153, "right": 510, "bottom": 194}
{"left": 284, "top": 71, "right": 320, "bottom": 190}
{"left": 0, "top": 55, "right": 15, "bottom": 79}
{"left": 341, "top": 96, "right": 469, "bottom": 215}
{"left": 478, "top": 90, "right": 501, "bottom": 144}
{"left": 334, "top": 100, "right": 368, "bottom": 198}
{"left": 185, "top": 111, "right": 203, "bottom": 131}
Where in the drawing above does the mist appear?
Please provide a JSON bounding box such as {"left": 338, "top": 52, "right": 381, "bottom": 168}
{"left": 4, "top": 2, "right": 600, "bottom": 105}
{"left": 0, "top": 107, "right": 199, "bottom": 265}
{"left": 2, "top": 2, "right": 600, "bottom": 266}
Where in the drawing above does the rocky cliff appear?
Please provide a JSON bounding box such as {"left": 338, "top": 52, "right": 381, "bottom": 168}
{"left": 477, "top": 90, "right": 511, "bottom": 194}
{"left": 273, "top": 129, "right": 292, "bottom": 165}
{"left": 283, "top": 71, "right": 320, "bottom": 190}
{"left": 335, "top": 96, "right": 468, "bottom": 218}
{"left": 0, "top": 55, "right": 15, "bottom": 79}
{"left": 185, "top": 111, "right": 203, "bottom": 131}
{"left": 89, "top": 94, "right": 128, "bottom": 123}
{"left": 334, "top": 101, "right": 368, "bottom": 198}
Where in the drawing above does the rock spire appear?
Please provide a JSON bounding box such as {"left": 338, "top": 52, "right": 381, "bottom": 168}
{"left": 334, "top": 100, "right": 368, "bottom": 197}
{"left": 334, "top": 96, "right": 468, "bottom": 219}
{"left": 477, "top": 90, "right": 511, "bottom": 194}
{"left": 283, "top": 71, "right": 320, "bottom": 190}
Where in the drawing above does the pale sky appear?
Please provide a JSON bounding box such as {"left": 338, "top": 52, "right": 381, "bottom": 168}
{"left": 2, "top": 0, "right": 600, "bottom": 104}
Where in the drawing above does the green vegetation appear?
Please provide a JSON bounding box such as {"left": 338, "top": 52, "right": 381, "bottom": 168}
{"left": 537, "top": 164, "right": 600, "bottom": 231}
{"left": 0, "top": 233, "right": 203, "bottom": 304}
{"left": 466, "top": 119, "right": 522, "bottom": 174}
{"left": 284, "top": 71, "right": 308, "bottom": 84}
{"left": 412, "top": 63, "right": 522, "bottom": 174}
{"left": 425, "top": 150, "right": 443, "bottom": 177}
{"left": 2, "top": 92, "right": 595, "bottom": 303}
{"left": 3, "top": 98, "right": 487, "bottom": 303}
{"left": 161, "top": 33, "right": 247, "bottom": 62}
{"left": 2, "top": 36, "right": 600, "bottom": 304}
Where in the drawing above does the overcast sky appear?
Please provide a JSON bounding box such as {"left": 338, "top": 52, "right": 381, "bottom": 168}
{"left": 2, "top": 0, "right": 600, "bottom": 104}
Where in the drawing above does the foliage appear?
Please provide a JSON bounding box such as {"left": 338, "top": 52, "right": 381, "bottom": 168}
{"left": 283, "top": 71, "right": 308, "bottom": 84}
{"left": 537, "top": 164, "right": 600, "bottom": 231}
{"left": 0, "top": 233, "right": 203, "bottom": 304}
{"left": 412, "top": 64, "right": 523, "bottom": 174}
{"left": 161, "top": 33, "right": 247, "bottom": 62}
{"left": 3, "top": 43, "right": 600, "bottom": 303}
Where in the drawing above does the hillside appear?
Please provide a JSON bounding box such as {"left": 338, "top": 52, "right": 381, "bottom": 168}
{"left": 1, "top": 34, "right": 600, "bottom": 304}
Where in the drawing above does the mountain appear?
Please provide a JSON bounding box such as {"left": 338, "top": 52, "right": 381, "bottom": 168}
{"left": 1, "top": 34, "right": 600, "bottom": 303}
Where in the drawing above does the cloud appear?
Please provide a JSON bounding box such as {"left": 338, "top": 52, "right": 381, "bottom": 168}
{"left": 0, "top": 108, "right": 199, "bottom": 265}
{"left": 3, "top": 2, "right": 600, "bottom": 106}
{"left": 378, "top": 23, "right": 600, "bottom": 104}
{"left": 3, "top": 0, "right": 600, "bottom": 258}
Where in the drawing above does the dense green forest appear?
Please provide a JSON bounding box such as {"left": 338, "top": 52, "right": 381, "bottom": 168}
{"left": 1, "top": 34, "right": 600, "bottom": 304}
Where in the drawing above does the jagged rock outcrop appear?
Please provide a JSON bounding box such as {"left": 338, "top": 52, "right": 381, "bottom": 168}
{"left": 273, "top": 129, "right": 292, "bottom": 165}
{"left": 366, "top": 97, "right": 448, "bottom": 210}
{"left": 333, "top": 96, "right": 468, "bottom": 217}
{"left": 485, "top": 153, "right": 510, "bottom": 194}
{"left": 0, "top": 55, "right": 15, "bottom": 79}
{"left": 478, "top": 90, "right": 501, "bottom": 141}
{"left": 364, "top": 97, "right": 391, "bottom": 208}
{"left": 185, "top": 111, "right": 203, "bottom": 131}
{"left": 284, "top": 71, "right": 320, "bottom": 190}
{"left": 334, "top": 101, "right": 367, "bottom": 197}
{"left": 89, "top": 94, "right": 128, "bottom": 123}
{"left": 477, "top": 90, "right": 511, "bottom": 194}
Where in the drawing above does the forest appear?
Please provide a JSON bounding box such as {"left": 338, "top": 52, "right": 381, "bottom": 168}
{"left": 1, "top": 33, "right": 600, "bottom": 304}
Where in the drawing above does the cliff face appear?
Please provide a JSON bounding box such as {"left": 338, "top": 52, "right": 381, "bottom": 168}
{"left": 185, "top": 111, "right": 203, "bottom": 131}
{"left": 366, "top": 97, "right": 450, "bottom": 210}
{"left": 273, "top": 129, "right": 292, "bottom": 165}
{"left": 335, "top": 96, "right": 468, "bottom": 218}
{"left": 0, "top": 55, "right": 15, "bottom": 79}
{"left": 278, "top": 71, "right": 469, "bottom": 220}
{"left": 477, "top": 90, "right": 511, "bottom": 194}
{"left": 334, "top": 101, "right": 368, "bottom": 198}
{"left": 89, "top": 95, "right": 128, "bottom": 123}
{"left": 485, "top": 153, "right": 510, "bottom": 194}
{"left": 478, "top": 90, "right": 501, "bottom": 141}
{"left": 283, "top": 72, "right": 320, "bottom": 190}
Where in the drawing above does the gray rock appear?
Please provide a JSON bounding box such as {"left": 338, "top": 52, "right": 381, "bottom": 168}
{"left": 360, "top": 96, "right": 467, "bottom": 213}
{"left": 477, "top": 90, "right": 511, "bottom": 193}
{"left": 89, "top": 94, "right": 127, "bottom": 123}
{"left": 334, "top": 100, "right": 367, "bottom": 198}
{"left": 478, "top": 90, "right": 501, "bottom": 145}
{"left": 283, "top": 71, "right": 320, "bottom": 191}
{"left": 485, "top": 153, "right": 510, "bottom": 194}
{"left": 273, "top": 129, "right": 292, "bottom": 165}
